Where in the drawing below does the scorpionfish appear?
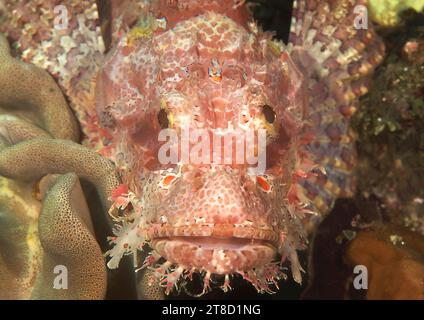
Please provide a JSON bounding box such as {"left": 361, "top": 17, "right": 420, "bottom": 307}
{"left": 0, "top": 0, "right": 385, "bottom": 296}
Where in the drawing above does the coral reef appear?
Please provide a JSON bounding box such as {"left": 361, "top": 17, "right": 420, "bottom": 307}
{"left": 0, "top": 177, "right": 42, "bottom": 299}
{"left": 31, "top": 173, "right": 107, "bottom": 299}
{"left": 0, "top": 172, "right": 109, "bottom": 299}
{"left": 0, "top": 32, "right": 118, "bottom": 298}
{"left": 0, "top": 138, "right": 119, "bottom": 215}
{"left": 0, "top": 138, "right": 120, "bottom": 299}
{"left": 0, "top": 34, "right": 79, "bottom": 142}
{"left": 295, "top": 8, "right": 424, "bottom": 301}
{"left": 0, "top": 0, "right": 105, "bottom": 149}
{"left": 352, "top": 11, "right": 424, "bottom": 236}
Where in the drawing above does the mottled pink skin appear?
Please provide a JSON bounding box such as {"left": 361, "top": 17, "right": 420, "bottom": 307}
{"left": 97, "top": 3, "right": 308, "bottom": 284}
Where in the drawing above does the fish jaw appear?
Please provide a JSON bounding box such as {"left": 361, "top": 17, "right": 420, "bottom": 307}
{"left": 152, "top": 237, "right": 276, "bottom": 275}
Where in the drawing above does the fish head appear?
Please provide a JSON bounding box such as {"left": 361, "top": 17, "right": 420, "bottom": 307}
{"left": 97, "top": 10, "right": 310, "bottom": 293}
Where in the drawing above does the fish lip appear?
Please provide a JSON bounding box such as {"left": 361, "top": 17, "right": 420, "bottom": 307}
{"left": 147, "top": 224, "right": 280, "bottom": 244}
{"left": 151, "top": 235, "right": 278, "bottom": 274}
{"left": 152, "top": 236, "right": 277, "bottom": 250}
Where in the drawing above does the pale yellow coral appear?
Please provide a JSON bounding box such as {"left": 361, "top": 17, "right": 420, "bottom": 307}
{"left": 369, "top": 0, "right": 424, "bottom": 27}
{"left": 31, "top": 173, "right": 107, "bottom": 299}
{"left": 0, "top": 138, "right": 122, "bottom": 299}
{"left": 0, "top": 177, "right": 42, "bottom": 299}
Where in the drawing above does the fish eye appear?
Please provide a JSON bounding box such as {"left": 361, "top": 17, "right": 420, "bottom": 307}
{"left": 262, "top": 105, "right": 276, "bottom": 124}
{"left": 158, "top": 108, "right": 170, "bottom": 129}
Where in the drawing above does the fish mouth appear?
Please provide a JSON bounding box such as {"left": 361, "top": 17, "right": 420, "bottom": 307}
{"left": 147, "top": 224, "right": 279, "bottom": 242}
{"left": 150, "top": 225, "right": 279, "bottom": 274}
